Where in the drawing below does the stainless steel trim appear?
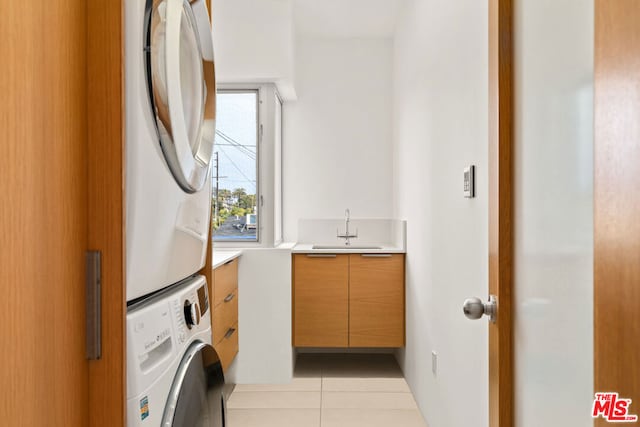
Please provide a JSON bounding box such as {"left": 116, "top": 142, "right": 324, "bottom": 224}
{"left": 224, "top": 293, "right": 235, "bottom": 303}
{"left": 146, "top": 0, "right": 215, "bottom": 193}
{"left": 224, "top": 328, "right": 236, "bottom": 339}
{"left": 85, "top": 251, "right": 101, "bottom": 360}
{"left": 360, "top": 254, "right": 393, "bottom": 258}
{"left": 161, "top": 340, "right": 220, "bottom": 425}
{"left": 305, "top": 254, "right": 337, "bottom": 258}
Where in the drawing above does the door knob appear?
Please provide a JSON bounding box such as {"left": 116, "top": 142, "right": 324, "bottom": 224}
{"left": 463, "top": 295, "right": 497, "bottom": 323}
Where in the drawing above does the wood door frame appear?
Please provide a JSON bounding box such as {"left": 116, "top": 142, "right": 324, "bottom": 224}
{"left": 488, "top": 1, "right": 514, "bottom": 427}
{"left": 87, "top": 1, "right": 125, "bottom": 426}
{"left": 594, "top": 1, "right": 640, "bottom": 425}
{"left": 86, "top": 1, "right": 215, "bottom": 424}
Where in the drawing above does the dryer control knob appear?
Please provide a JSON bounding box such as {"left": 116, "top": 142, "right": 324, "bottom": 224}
{"left": 184, "top": 300, "right": 200, "bottom": 329}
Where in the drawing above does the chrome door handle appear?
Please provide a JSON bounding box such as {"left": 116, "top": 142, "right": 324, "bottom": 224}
{"left": 463, "top": 295, "right": 497, "bottom": 323}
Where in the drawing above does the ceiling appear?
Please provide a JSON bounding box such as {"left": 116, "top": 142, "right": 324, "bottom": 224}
{"left": 293, "top": 0, "right": 404, "bottom": 39}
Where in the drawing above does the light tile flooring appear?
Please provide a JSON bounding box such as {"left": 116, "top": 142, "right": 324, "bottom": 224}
{"left": 227, "top": 354, "right": 428, "bottom": 427}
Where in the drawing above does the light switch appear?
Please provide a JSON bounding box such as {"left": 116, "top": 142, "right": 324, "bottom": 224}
{"left": 464, "top": 165, "right": 475, "bottom": 198}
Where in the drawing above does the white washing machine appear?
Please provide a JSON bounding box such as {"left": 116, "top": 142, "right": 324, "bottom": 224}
{"left": 127, "top": 275, "right": 226, "bottom": 426}
{"left": 125, "top": 0, "right": 217, "bottom": 301}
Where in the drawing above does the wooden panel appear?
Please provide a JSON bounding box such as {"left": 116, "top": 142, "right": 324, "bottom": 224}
{"left": 216, "top": 323, "right": 239, "bottom": 372}
{"left": 87, "top": 0, "right": 126, "bottom": 425}
{"left": 0, "top": 0, "right": 89, "bottom": 425}
{"left": 213, "top": 289, "right": 239, "bottom": 344}
{"left": 198, "top": 0, "right": 214, "bottom": 311}
{"left": 488, "top": 1, "right": 513, "bottom": 427}
{"left": 349, "top": 255, "right": 405, "bottom": 347}
{"left": 293, "top": 255, "right": 349, "bottom": 347}
{"left": 214, "top": 259, "right": 239, "bottom": 306}
{"left": 201, "top": 229, "right": 214, "bottom": 320}
{"left": 594, "top": 2, "right": 640, "bottom": 424}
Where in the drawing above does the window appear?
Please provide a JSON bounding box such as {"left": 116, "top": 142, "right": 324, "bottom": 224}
{"left": 212, "top": 84, "right": 283, "bottom": 247}
{"left": 212, "top": 90, "right": 259, "bottom": 242}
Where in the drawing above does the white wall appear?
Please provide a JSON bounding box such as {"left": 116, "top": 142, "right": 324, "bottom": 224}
{"left": 212, "top": 0, "right": 296, "bottom": 99}
{"left": 225, "top": 248, "right": 294, "bottom": 384}
{"left": 283, "top": 37, "right": 394, "bottom": 241}
{"left": 393, "top": 1, "right": 594, "bottom": 427}
{"left": 392, "top": 1, "right": 489, "bottom": 427}
{"left": 513, "top": 1, "right": 593, "bottom": 425}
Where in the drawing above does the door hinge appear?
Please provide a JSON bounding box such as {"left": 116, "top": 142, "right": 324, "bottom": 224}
{"left": 86, "top": 251, "right": 102, "bottom": 360}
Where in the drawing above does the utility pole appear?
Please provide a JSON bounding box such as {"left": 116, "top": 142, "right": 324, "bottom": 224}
{"left": 214, "top": 152, "right": 219, "bottom": 228}
{"left": 212, "top": 151, "right": 228, "bottom": 230}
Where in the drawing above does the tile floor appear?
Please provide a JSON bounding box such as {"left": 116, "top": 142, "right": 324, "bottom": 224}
{"left": 227, "top": 354, "right": 428, "bottom": 427}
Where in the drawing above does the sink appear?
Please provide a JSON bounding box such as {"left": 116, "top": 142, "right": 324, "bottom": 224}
{"left": 311, "top": 245, "right": 383, "bottom": 250}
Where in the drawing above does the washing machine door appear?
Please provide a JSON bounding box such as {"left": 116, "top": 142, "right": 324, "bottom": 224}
{"left": 162, "top": 341, "right": 226, "bottom": 427}
{"left": 146, "top": 0, "right": 216, "bottom": 193}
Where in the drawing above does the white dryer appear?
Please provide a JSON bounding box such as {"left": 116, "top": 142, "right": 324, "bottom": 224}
{"left": 127, "top": 275, "right": 226, "bottom": 426}
{"left": 125, "top": 0, "right": 217, "bottom": 301}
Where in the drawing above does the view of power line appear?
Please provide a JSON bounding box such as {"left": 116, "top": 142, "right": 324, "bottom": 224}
{"left": 212, "top": 91, "right": 259, "bottom": 241}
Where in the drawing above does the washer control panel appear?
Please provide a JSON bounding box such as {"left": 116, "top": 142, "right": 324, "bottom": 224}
{"left": 126, "top": 275, "right": 211, "bottom": 399}
{"left": 171, "top": 280, "right": 209, "bottom": 344}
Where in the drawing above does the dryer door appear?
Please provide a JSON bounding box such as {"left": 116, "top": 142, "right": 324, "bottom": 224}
{"left": 162, "top": 341, "right": 226, "bottom": 427}
{"left": 147, "top": 0, "right": 216, "bottom": 193}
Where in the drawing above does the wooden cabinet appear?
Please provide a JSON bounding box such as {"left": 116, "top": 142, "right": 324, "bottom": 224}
{"left": 210, "top": 258, "right": 239, "bottom": 370}
{"left": 292, "top": 254, "right": 405, "bottom": 348}
{"left": 293, "top": 255, "right": 349, "bottom": 347}
{"left": 349, "top": 254, "right": 405, "bottom": 347}
{"left": 213, "top": 258, "right": 239, "bottom": 306}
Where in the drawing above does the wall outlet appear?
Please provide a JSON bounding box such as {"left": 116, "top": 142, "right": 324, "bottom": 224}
{"left": 431, "top": 351, "right": 438, "bottom": 375}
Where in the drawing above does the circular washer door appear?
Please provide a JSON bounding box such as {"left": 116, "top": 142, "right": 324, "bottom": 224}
{"left": 146, "top": 0, "right": 216, "bottom": 193}
{"left": 162, "top": 341, "right": 226, "bottom": 427}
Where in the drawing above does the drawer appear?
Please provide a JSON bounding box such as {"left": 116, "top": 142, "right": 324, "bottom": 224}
{"left": 213, "top": 289, "right": 238, "bottom": 344}
{"left": 215, "top": 323, "right": 238, "bottom": 372}
{"left": 214, "top": 258, "right": 238, "bottom": 306}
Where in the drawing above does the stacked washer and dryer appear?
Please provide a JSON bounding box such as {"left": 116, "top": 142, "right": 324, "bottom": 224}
{"left": 125, "top": 0, "right": 225, "bottom": 426}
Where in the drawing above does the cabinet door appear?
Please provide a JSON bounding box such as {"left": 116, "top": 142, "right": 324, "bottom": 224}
{"left": 293, "top": 254, "right": 349, "bottom": 347}
{"left": 212, "top": 259, "right": 239, "bottom": 370}
{"left": 349, "top": 254, "right": 405, "bottom": 347}
{"left": 213, "top": 259, "right": 238, "bottom": 306}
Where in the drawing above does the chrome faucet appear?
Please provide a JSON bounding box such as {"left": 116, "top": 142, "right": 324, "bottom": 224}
{"left": 337, "top": 209, "right": 358, "bottom": 245}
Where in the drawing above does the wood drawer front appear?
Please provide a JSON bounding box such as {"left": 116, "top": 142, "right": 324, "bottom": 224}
{"left": 213, "top": 289, "right": 238, "bottom": 344}
{"left": 293, "top": 254, "right": 349, "bottom": 347}
{"left": 215, "top": 322, "right": 239, "bottom": 372}
{"left": 349, "top": 254, "right": 405, "bottom": 347}
{"left": 213, "top": 258, "right": 238, "bottom": 306}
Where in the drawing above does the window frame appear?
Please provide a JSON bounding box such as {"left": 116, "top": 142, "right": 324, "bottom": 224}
{"left": 273, "top": 90, "right": 283, "bottom": 246}
{"left": 212, "top": 87, "right": 261, "bottom": 243}
{"left": 212, "top": 83, "right": 283, "bottom": 248}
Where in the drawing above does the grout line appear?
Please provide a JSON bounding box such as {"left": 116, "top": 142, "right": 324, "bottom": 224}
{"left": 319, "top": 390, "right": 412, "bottom": 394}
{"left": 319, "top": 375, "right": 323, "bottom": 426}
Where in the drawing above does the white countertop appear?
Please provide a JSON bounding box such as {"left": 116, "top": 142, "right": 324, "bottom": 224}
{"left": 212, "top": 250, "right": 242, "bottom": 269}
{"left": 291, "top": 243, "right": 405, "bottom": 254}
